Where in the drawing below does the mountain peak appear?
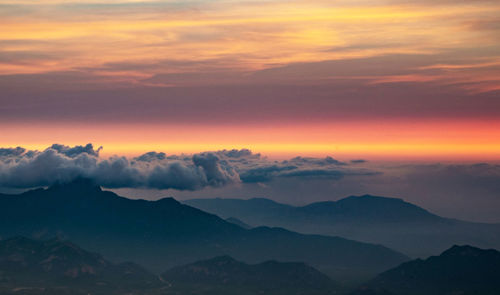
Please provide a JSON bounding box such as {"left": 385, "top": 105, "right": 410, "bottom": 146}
{"left": 441, "top": 245, "right": 490, "bottom": 257}
{"left": 156, "top": 197, "right": 181, "bottom": 205}
{"left": 47, "top": 177, "right": 102, "bottom": 193}
{"left": 341, "top": 194, "right": 404, "bottom": 202}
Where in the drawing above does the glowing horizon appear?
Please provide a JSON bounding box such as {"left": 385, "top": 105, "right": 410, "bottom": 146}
{"left": 2, "top": 119, "right": 500, "bottom": 161}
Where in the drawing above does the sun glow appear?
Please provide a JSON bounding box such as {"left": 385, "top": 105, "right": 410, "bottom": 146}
{"left": 1, "top": 120, "right": 499, "bottom": 161}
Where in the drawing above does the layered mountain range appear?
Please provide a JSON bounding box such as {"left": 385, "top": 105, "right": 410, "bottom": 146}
{"left": 1, "top": 179, "right": 499, "bottom": 294}
{"left": 2, "top": 237, "right": 499, "bottom": 295}
{"left": 0, "top": 179, "right": 408, "bottom": 281}
{"left": 0, "top": 237, "right": 340, "bottom": 295}
{"left": 185, "top": 196, "right": 500, "bottom": 257}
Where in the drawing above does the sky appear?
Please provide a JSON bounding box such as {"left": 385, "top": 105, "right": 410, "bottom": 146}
{"left": 1, "top": 0, "right": 500, "bottom": 159}
{"left": 1, "top": 1, "right": 500, "bottom": 221}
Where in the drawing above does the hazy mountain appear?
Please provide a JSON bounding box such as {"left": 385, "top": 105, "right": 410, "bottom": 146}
{"left": 0, "top": 237, "right": 342, "bottom": 295}
{"left": 185, "top": 196, "right": 500, "bottom": 257}
{"left": 0, "top": 236, "right": 161, "bottom": 295}
{"left": 360, "top": 245, "right": 500, "bottom": 295}
{"left": 0, "top": 237, "right": 341, "bottom": 295}
{"left": 0, "top": 179, "right": 408, "bottom": 281}
{"left": 161, "top": 255, "right": 339, "bottom": 294}
{"left": 225, "top": 217, "right": 252, "bottom": 229}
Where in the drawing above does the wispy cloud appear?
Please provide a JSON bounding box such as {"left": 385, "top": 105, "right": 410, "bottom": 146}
{"left": 0, "top": 0, "right": 498, "bottom": 92}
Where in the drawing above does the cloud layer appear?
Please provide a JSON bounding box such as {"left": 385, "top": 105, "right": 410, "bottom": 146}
{"left": 0, "top": 144, "right": 371, "bottom": 190}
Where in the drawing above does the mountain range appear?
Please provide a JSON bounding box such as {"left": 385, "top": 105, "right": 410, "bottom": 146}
{"left": 185, "top": 196, "right": 500, "bottom": 257}
{"left": 0, "top": 179, "right": 408, "bottom": 281}
{"left": 161, "top": 255, "right": 339, "bottom": 295}
{"left": 0, "top": 236, "right": 341, "bottom": 295}
{"left": 2, "top": 236, "right": 499, "bottom": 295}
{"left": 358, "top": 245, "right": 500, "bottom": 295}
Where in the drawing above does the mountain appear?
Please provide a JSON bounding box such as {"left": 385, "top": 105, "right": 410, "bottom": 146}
{"left": 0, "top": 237, "right": 340, "bottom": 295}
{"left": 225, "top": 217, "right": 252, "bottom": 229}
{"left": 0, "top": 179, "right": 408, "bottom": 281}
{"left": 359, "top": 245, "right": 500, "bottom": 295}
{"left": 184, "top": 196, "right": 500, "bottom": 257}
{"left": 0, "top": 236, "right": 161, "bottom": 295}
{"left": 161, "top": 255, "right": 339, "bottom": 295}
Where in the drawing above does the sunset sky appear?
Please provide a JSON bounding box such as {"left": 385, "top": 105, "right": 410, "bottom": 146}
{"left": 1, "top": 0, "right": 500, "bottom": 160}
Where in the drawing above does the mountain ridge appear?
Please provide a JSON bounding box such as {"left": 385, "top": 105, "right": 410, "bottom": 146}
{"left": 0, "top": 236, "right": 344, "bottom": 295}
{"left": 184, "top": 196, "right": 500, "bottom": 257}
{"left": 0, "top": 236, "right": 161, "bottom": 295}
{"left": 186, "top": 194, "right": 442, "bottom": 223}
{"left": 0, "top": 179, "right": 408, "bottom": 281}
{"left": 161, "top": 255, "right": 339, "bottom": 295}
{"left": 361, "top": 244, "right": 500, "bottom": 295}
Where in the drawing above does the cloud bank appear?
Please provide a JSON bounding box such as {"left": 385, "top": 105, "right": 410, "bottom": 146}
{"left": 3, "top": 143, "right": 500, "bottom": 222}
{"left": 0, "top": 144, "right": 372, "bottom": 190}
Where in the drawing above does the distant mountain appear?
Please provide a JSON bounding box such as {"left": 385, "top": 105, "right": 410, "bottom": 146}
{"left": 0, "top": 179, "right": 408, "bottom": 281}
{"left": 161, "top": 255, "right": 339, "bottom": 295}
{"left": 0, "top": 236, "right": 161, "bottom": 295}
{"left": 184, "top": 196, "right": 500, "bottom": 257}
{"left": 360, "top": 245, "right": 500, "bottom": 295}
{"left": 184, "top": 195, "right": 442, "bottom": 227}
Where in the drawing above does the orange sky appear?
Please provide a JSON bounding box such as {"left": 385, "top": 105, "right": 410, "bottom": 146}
{"left": 1, "top": 0, "right": 500, "bottom": 160}
{"left": 2, "top": 120, "right": 500, "bottom": 161}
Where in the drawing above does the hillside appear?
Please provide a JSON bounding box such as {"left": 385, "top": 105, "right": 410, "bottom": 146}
{"left": 0, "top": 236, "right": 161, "bottom": 295}
{"left": 362, "top": 245, "right": 500, "bottom": 295}
{"left": 162, "top": 255, "right": 339, "bottom": 295}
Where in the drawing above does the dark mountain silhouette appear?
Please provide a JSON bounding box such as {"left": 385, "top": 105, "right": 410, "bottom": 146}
{"left": 185, "top": 196, "right": 500, "bottom": 257}
{"left": 0, "top": 179, "right": 408, "bottom": 281}
{"left": 359, "top": 245, "right": 500, "bottom": 295}
{"left": 0, "top": 236, "right": 161, "bottom": 295}
{"left": 161, "top": 255, "right": 339, "bottom": 294}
